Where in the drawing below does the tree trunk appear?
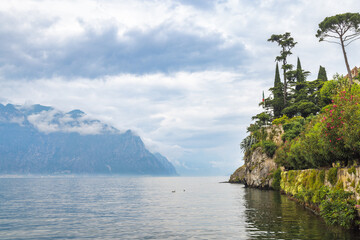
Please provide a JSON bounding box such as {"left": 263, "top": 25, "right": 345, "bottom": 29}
{"left": 340, "top": 37, "right": 353, "bottom": 85}
{"left": 283, "top": 60, "right": 287, "bottom": 106}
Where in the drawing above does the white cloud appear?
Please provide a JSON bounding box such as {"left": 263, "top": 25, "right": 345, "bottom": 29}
{"left": 0, "top": 70, "right": 261, "bottom": 173}
{"left": 27, "top": 109, "right": 114, "bottom": 135}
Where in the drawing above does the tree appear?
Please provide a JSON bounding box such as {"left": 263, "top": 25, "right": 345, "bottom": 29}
{"left": 316, "top": 13, "right": 360, "bottom": 85}
{"left": 270, "top": 63, "right": 284, "bottom": 118}
{"left": 295, "top": 57, "right": 306, "bottom": 92}
{"left": 268, "top": 32, "right": 297, "bottom": 105}
{"left": 317, "top": 65, "right": 328, "bottom": 81}
{"left": 251, "top": 112, "right": 271, "bottom": 126}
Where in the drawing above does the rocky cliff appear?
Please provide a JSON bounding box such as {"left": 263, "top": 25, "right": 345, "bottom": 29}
{"left": 229, "top": 125, "right": 282, "bottom": 188}
{"left": 229, "top": 147, "right": 277, "bottom": 188}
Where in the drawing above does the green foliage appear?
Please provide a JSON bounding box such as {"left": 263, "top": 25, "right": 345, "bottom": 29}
{"left": 251, "top": 112, "right": 271, "bottom": 126}
{"left": 282, "top": 116, "right": 305, "bottom": 141}
{"left": 312, "top": 186, "right": 330, "bottom": 204}
{"left": 272, "top": 168, "right": 282, "bottom": 190}
{"left": 348, "top": 166, "right": 356, "bottom": 175}
{"left": 281, "top": 169, "right": 358, "bottom": 229}
{"left": 320, "top": 80, "right": 338, "bottom": 105}
{"left": 320, "top": 190, "right": 357, "bottom": 229}
{"left": 328, "top": 167, "right": 338, "bottom": 186}
{"left": 268, "top": 63, "right": 284, "bottom": 118}
{"left": 275, "top": 86, "right": 360, "bottom": 169}
{"left": 319, "top": 170, "right": 325, "bottom": 184}
{"left": 262, "top": 140, "right": 277, "bottom": 158}
{"left": 247, "top": 123, "right": 260, "bottom": 133}
{"left": 316, "top": 13, "right": 360, "bottom": 43}
{"left": 272, "top": 116, "right": 287, "bottom": 125}
{"left": 316, "top": 13, "right": 360, "bottom": 84}
{"left": 272, "top": 115, "right": 288, "bottom": 125}
{"left": 295, "top": 57, "right": 305, "bottom": 90}
{"left": 240, "top": 135, "right": 257, "bottom": 154}
{"left": 268, "top": 32, "right": 297, "bottom": 105}
{"left": 297, "top": 101, "right": 319, "bottom": 118}
{"left": 317, "top": 65, "right": 328, "bottom": 81}
{"left": 281, "top": 104, "right": 298, "bottom": 118}
{"left": 282, "top": 99, "right": 320, "bottom": 118}
{"left": 268, "top": 32, "right": 297, "bottom": 64}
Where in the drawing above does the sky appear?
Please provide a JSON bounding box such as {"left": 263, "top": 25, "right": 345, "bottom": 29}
{"left": 0, "top": 0, "right": 359, "bottom": 176}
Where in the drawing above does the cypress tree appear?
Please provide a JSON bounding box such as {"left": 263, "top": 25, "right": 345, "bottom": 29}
{"left": 295, "top": 57, "right": 305, "bottom": 91}
{"left": 272, "top": 63, "right": 284, "bottom": 118}
{"left": 317, "top": 65, "right": 328, "bottom": 81}
{"left": 275, "top": 62, "right": 281, "bottom": 86}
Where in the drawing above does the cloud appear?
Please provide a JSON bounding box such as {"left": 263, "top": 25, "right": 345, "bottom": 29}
{"left": 0, "top": 10, "right": 248, "bottom": 79}
{"left": 27, "top": 109, "right": 116, "bottom": 135}
{"left": 0, "top": 70, "right": 262, "bottom": 174}
{"left": 0, "top": 0, "right": 359, "bottom": 175}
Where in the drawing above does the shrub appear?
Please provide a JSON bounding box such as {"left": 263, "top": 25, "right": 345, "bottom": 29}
{"left": 276, "top": 87, "right": 360, "bottom": 169}
{"left": 240, "top": 135, "right": 257, "bottom": 154}
{"left": 319, "top": 170, "right": 325, "bottom": 184}
{"left": 320, "top": 80, "right": 338, "bottom": 105}
{"left": 262, "top": 140, "right": 277, "bottom": 158}
{"left": 271, "top": 168, "right": 281, "bottom": 190}
{"left": 272, "top": 115, "right": 288, "bottom": 125}
{"left": 282, "top": 116, "right": 305, "bottom": 142}
{"left": 328, "top": 167, "right": 338, "bottom": 186}
{"left": 312, "top": 186, "right": 329, "bottom": 204}
{"left": 348, "top": 166, "right": 356, "bottom": 175}
{"left": 320, "top": 190, "right": 357, "bottom": 229}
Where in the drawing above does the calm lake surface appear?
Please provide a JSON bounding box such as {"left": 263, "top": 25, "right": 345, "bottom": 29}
{"left": 0, "top": 176, "right": 359, "bottom": 239}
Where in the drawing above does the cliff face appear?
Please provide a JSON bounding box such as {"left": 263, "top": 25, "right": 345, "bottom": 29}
{"left": 229, "top": 147, "right": 277, "bottom": 188}
{"left": 229, "top": 125, "right": 282, "bottom": 188}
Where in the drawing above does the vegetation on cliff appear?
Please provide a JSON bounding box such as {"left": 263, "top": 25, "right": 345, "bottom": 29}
{"left": 281, "top": 168, "right": 360, "bottom": 229}
{"left": 235, "top": 12, "right": 360, "bottom": 229}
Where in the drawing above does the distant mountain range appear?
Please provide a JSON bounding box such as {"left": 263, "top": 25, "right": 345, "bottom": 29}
{"left": 0, "top": 104, "right": 177, "bottom": 176}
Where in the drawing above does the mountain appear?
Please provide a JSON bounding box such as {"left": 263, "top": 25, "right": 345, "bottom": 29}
{"left": 0, "top": 104, "right": 177, "bottom": 175}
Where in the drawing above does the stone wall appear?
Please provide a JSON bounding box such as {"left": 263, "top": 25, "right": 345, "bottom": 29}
{"left": 281, "top": 166, "right": 360, "bottom": 202}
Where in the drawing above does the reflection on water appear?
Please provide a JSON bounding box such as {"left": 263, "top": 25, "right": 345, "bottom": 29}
{"left": 0, "top": 177, "right": 359, "bottom": 239}
{"left": 243, "top": 188, "right": 360, "bottom": 239}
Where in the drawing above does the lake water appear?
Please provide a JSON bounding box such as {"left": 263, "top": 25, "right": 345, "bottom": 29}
{"left": 0, "top": 176, "right": 359, "bottom": 239}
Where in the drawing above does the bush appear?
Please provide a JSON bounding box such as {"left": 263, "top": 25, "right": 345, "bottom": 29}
{"left": 282, "top": 116, "right": 305, "bottom": 142}
{"left": 240, "top": 135, "right": 257, "bottom": 154}
{"left": 271, "top": 168, "right": 282, "bottom": 190}
{"left": 312, "top": 186, "right": 329, "bottom": 204}
{"left": 320, "top": 190, "right": 357, "bottom": 229}
{"left": 262, "top": 140, "right": 277, "bottom": 158}
{"left": 320, "top": 80, "right": 338, "bottom": 105}
{"left": 272, "top": 115, "right": 288, "bottom": 125}
{"left": 348, "top": 166, "right": 356, "bottom": 175}
{"left": 275, "top": 86, "right": 360, "bottom": 169}
{"left": 328, "top": 167, "right": 338, "bottom": 186}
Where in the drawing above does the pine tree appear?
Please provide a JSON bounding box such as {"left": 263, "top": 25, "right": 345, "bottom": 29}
{"left": 317, "top": 65, "right": 328, "bottom": 81}
{"left": 268, "top": 32, "right": 297, "bottom": 105}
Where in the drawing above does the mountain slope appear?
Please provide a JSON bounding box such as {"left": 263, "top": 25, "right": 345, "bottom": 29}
{"left": 0, "top": 104, "right": 177, "bottom": 175}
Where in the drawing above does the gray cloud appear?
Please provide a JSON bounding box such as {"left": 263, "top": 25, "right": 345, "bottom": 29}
{"left": 0, "top": 12, "right": 247, "bottom": 79}
{"left": 174, "top": 0, "right": 220, "bottom": 10}
{"left": 0, "top": 0, "right": 359, "bottom": 175}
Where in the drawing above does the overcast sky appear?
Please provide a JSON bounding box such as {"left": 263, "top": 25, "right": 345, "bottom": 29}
{"left": 0, "top": 0, "right": 359, "bottom": 175}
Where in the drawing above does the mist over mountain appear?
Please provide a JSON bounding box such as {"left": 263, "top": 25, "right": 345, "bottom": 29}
{"left": 0, "top": 104, "right": 177, "bottom": 176}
